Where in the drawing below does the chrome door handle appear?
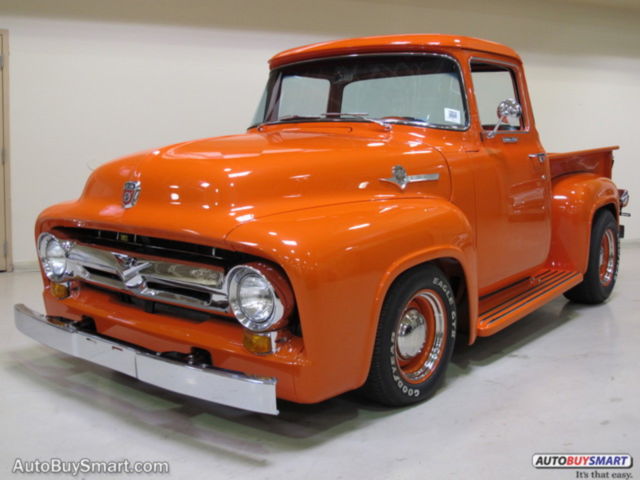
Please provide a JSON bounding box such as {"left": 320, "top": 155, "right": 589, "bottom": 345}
{"left": 528, "top": 153, "right": 547, "bottom": 164}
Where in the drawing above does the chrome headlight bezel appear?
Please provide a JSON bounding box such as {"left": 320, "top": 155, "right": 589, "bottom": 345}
{"left": 227, "top": 264, "right": 292, "bottom": 332}
{"left": 37, "top": 233, "right": 73, "bottom": 282}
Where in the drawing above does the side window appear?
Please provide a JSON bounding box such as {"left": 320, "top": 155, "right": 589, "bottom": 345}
{"left": 471, "top": 62, "right": 523, "bottom": 131}
{"left": 277, "top": 75, "right": 329, "bottom": 119}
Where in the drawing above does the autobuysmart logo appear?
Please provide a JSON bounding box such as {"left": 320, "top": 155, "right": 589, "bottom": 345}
{"left": 532, "top": 453, "right": 633, "bottom": 469}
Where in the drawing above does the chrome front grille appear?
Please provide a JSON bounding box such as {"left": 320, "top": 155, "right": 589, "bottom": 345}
{"left": 65, "top": 244, "right": 230, "bottom": 314}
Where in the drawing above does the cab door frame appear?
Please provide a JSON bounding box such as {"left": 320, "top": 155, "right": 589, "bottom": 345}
{"left": 465, "top": 54, "right": 551, "bottom": 294}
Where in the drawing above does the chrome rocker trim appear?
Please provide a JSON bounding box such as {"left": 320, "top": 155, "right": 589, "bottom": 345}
{"left": 14, "top": 304, "right": 279, "bottom": 415}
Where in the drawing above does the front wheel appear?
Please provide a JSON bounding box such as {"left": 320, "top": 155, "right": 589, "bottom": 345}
{"left": 564, "top": 209, "right": 619, "bottom": 304}
{"left": 362, "top": 265, "right": 457, "bottom": 406}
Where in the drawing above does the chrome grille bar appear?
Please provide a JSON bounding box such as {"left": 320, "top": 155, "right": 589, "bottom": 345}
{"left": 64, "top": 244, "right": 229, "bottom": 314}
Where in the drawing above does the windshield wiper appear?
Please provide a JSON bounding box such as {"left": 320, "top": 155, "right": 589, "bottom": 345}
{"left": 322, "top": 112, "right": 391, "bottom": 131}
{"left": 257, "top": 114, "right": 325, "bottom": 129}
{"left": 276, "top": 114, "right": 324, "bottom": 122}
{"left": 261, "top": 112, "right": 391, "bottom": 131}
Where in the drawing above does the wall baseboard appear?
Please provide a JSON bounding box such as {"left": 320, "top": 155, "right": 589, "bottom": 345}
{"left": 12, "top": 260, "right": 39, "bottom": 272}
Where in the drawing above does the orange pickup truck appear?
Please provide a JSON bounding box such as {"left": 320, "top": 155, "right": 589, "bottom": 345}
{"left": 15, "top": 34, "right": 629, "bottom": 415}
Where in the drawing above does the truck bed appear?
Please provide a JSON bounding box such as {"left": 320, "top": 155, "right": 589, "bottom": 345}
{"left": 548, "top": 145, "right": 619, "bottom": 179}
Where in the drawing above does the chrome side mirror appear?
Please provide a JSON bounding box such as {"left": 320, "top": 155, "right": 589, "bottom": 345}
{"left": 487, "top": 98, "right": 522, "bottom": 138}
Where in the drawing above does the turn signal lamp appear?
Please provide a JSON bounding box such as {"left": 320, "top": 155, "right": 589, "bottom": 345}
{"left": 50, "top": 282, "right": 70, "bottom": 299}
{"left": 243, "top": 330, "right": 273, "bottom": 354}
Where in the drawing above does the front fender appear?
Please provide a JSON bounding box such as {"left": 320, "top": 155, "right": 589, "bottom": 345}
{"left": 549, "top": 173, "right": 619, "bottom": 272}
{"left": 225, "top": 198, "right": 476, "bottom": 403}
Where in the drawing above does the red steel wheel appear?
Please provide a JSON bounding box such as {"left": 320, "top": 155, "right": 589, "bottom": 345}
{"left": 362, "top": 264, "right": 457, "bottom": 406}
{"left": 565, "top": 209, "right": 619, "bottom": 304}
{"left": 394, "top": 290, "right": 447, "bottom": 385}
{"left": 599, "top": 228, "right": 616, "bottom": 287}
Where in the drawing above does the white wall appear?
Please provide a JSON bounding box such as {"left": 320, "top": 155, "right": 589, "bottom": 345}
{"left": 1, "top": 0, "right": 639, "bottom": 265}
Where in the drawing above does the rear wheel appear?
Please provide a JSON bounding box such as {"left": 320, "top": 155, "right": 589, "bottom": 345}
{"left": 564, "top": 209, "right": 619, "bottom": 304}
{"left": 362, "top": 265, "right": 456, "bottom": 406}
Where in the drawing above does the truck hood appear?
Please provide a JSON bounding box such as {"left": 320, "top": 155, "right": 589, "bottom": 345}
{"left": 52, "top": 125, "right": 450, "bottom": 241}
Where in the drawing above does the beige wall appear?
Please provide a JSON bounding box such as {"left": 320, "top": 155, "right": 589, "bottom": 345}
{"left": 1, "top": 0, "right": 639, "bottom": 266}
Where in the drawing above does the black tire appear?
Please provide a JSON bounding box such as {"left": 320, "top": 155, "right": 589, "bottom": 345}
{"left": 361, "top": 264, "right": 457, "bottom": 406}
{"left": 564, "top": 209, "right": 619, "bottom": 304}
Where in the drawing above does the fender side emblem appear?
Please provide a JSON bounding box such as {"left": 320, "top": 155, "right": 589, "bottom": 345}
{"left": 380, "top": 165, "right": 440, "bottom": 191}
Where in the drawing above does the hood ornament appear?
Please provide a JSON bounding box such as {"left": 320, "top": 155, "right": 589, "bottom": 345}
{"left": 122, "top": 181, "right": 141, "bottom": 208}
{"left": 380, "top": 165, "right": 440, "bottom": 191}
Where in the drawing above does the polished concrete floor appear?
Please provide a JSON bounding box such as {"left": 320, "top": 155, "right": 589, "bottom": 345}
{"left": 1, "top": 244, "right": 639, "bottom": 479}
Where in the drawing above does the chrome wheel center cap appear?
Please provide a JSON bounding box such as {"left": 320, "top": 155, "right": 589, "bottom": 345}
{"left": 397, "top": 308, "right": 427, "bottom": 360}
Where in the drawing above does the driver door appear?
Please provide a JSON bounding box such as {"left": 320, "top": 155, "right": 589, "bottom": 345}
{"left": 470, "top": 59, "right": 551, "bottom": 293}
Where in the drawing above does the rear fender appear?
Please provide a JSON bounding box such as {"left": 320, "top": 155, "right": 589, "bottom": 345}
{"left": 548, "top": 173, "right": 619, "bottom": 272}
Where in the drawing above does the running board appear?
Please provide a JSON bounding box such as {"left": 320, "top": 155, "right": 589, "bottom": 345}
{"left": 477, "top": 269, "right": 583, "bottom": 336}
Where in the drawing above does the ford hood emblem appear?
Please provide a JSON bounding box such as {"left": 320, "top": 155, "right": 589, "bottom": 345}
{"left": 122, "top": 181, "right": 141, "bottom": 208}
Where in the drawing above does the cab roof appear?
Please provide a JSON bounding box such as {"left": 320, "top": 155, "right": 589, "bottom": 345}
{"left": 269, "top": 34, "right": 521, "bottom": 68}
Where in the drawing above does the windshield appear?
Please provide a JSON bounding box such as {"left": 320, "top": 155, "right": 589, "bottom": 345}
{"left": 251, "top": 54, "right": 468, "bottom": 130}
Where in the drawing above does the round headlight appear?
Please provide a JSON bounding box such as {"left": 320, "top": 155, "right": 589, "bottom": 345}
{"left": 38, "top": 233, "right": 71, "bottom": 281}
{"left": 237, "top": 273, "right": 274, "bottom": 322}
{"left": 227, "top": 264, "right": 293, "bottom": 332}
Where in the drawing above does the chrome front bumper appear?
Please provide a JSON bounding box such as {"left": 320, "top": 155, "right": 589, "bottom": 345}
{"left": 14, "top": 304, "right": 278, "bottom": 415}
